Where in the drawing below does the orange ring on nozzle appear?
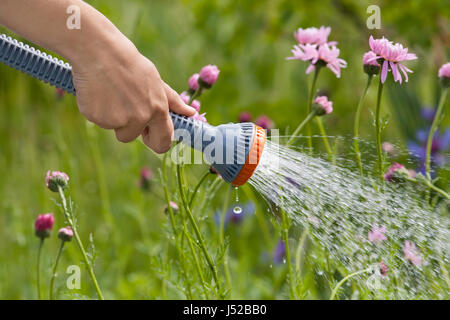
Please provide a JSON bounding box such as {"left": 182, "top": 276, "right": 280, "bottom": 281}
{"left": 231, "top": 125, "right": 266, "bottom": 187}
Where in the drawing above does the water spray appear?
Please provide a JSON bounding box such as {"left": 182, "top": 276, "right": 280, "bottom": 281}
{"left": 0, "top": 34, "right": 266, "bottom": 187}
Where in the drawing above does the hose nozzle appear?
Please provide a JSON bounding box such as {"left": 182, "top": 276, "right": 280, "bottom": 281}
{"left": 171, "top": 114, "right": 266, "bottom": 186}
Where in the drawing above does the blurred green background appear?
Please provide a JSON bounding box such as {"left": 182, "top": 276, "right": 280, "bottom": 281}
{"left": 0, "top": 0, "right": 449, "bottom": 299}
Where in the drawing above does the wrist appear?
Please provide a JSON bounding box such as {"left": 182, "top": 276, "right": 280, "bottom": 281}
{"left": 56, "top": 4, "right": 139, "bottom": 73}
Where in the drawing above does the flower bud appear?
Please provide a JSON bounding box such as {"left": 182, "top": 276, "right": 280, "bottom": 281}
{"left": 379, "top": 261, "right": 389, "bottom": 276}
{"left": 139, "top": 167, "right": 153, "bottom": 191}
{"left": 188, "top": 73, "right": 200, "bottom": 92}
{"left": 164, "top": 201, "right": 179, "bottom": 215}
{"left": 191, "top": 100, "right": 201, "bottom": 112}
{"left": 255, "top": 115, "right": 274, "bottom": 130}
{"left": 35, "top": 213, "right": 55, "bottom": 239}
{"left": 56, "top": 88, "right": 65, "bottom": 99}
{"left": 384, "top": 163, "right": 414, "bottom": 182}
{"left": 238, "top": 112, "right": 252, "bottom": 123}
{"left": 381, "top": 141, "right": 395, "bottom": 156}
{"left": 46, "top": 170, "right": 69, "bottom": 192}
{"left": 313, "top": 96, "right": 333, "bottom": 116}
{"left": 362, "top": 51, "right": 381, "bottom": 76}
{"left": 438, "top": 62, "right": 450, "bottom": 88}
{"left": 58, "top": 226, "right": 73, "bottom": 242}
{"left": 199, "top": 65, "right": 220, "bottom": 88}
{"left": 209, "top": 165, "right": 219, "bottom": 175}
{"left": 179, "top": 91, "right": 190, "bottom": 104}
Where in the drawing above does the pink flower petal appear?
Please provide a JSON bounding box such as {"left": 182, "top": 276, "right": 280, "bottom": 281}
{"left": 381, "top": 60, "right": 389, "bottom": 83}
{"left": 390, "top": 61, "right": 401, "bottom": 83}
{"left": 306, "top": 64, "right": 315, "bottom": 74}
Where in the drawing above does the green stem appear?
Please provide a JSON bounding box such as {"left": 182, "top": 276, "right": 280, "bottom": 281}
{"left": 219, "top": 187, "right": 233, "bottom": 294}
{"left": 287, "top": 110, "right": 316, "bottom": 147}
{"left": 160, "top": 155, "right": 193, "bottom": 299}
{"left": 438, "top": 252, "right": 450, "bottom": 290}
{"left": 182, "top": 222, "right": 210, "bottom": 298}
{"left": 36, "top": 238, "right": 44, "bottom": 300}
{"left": 375, "top": 79, "right": 385, "bottom": 183}
{"left": 189, "top": 170, "right": 210, "bottom": 208}
{"left": 405, "top": 176, "right": 450, "bottom": 200}
{"left": 425, "top": 179, "right": 450, "bottom": 200}
{"left": 353, "top": 75, "right": 373, "bottom": 176}
{"left": 199, "top": 176, "right": 222, "bottom": 215}
{"left": 280, "top": 208, "right": 297, "bottom": 299}
{"left": 57, "top": 186, "right": 104, "bottom": 300}
{"left": 305, "top": 67, "right": 321, "bottom": 153}
{"left": 176, "top": 164, "right": 223, "bottom": 298}
{"left": 295, "top": 229, "right": 308, "bottom": 276}
{"left": 219, "top": 187, "right": 231, "bottom": 244}
{"left": 188, "top": 87, "right": 202, "bottom": 105}
{"left": 315, "top": 117, "right": 333, "bottom": 157}
{"left": 84, "top": 123, "right": 113, "bottom": 227}
{"left": 49, "top": 240, "right": 65, "bottom": 300}
{"left": 160, "top": 157, "right": 178, "bottom": 236}
{"left": 425, "top": 88, "right": 448, "bottom": 181}
{"left": 329, "top": 268, "right": 370, "bottom": 300}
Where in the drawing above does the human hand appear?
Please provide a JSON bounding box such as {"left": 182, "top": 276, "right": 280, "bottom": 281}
{"left": 71, "top": 36, "right": 195, "bottom": 153}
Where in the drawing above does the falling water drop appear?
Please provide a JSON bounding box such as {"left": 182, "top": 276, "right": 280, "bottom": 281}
{"left": 233, "top": 187, "right": 242, "bottom": 215}
{"left": 233, "top": 206, "right": 242, "bottom": 214}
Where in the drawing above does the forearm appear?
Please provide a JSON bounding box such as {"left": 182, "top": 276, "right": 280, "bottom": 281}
{"left": 0, "top": 0, "right": 134, "bottom": 68}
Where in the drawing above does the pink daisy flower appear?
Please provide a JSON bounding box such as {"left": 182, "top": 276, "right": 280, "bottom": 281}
{"left": 368, "top": 223, "right": 387, "bottom": 244}
{"left": 367, "top": 36, "right": 417, "bottom": 84}
{"left": 288, "top": 44, "right": 347, "bottom": 78}
{"left": 403, "top": 240, "right": 422, "bottom": 267}
{"left": 293, "top": 26, "right": 336, "bottom": 46}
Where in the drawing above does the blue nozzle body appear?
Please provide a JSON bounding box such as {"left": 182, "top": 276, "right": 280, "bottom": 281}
{"left": 0, "top": 34, "right": 261, "bottom": 185}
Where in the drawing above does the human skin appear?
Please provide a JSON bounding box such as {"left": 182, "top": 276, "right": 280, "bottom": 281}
{"left": 0, "top": 0, "right": 196, "bottom": 153}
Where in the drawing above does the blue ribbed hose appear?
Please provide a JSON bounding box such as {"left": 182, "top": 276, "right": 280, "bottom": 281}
{"left": 0, "top": 34, "right": 255, "bottom": 183}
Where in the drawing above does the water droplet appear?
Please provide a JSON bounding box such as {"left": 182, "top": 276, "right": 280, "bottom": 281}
{"left": 233, "top": 206, "right": 242, "bottom": 214}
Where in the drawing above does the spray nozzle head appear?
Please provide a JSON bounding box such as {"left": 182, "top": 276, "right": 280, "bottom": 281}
{"left": 206, "top": 122, "right": 266, "bottom": 187}
{"left": 171, "top": 113, "right": 266, "bottom": 186}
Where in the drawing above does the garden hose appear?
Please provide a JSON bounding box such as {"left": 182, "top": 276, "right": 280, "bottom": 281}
{"left": 0, "top": 34, "right": 266, "bottom": 186}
